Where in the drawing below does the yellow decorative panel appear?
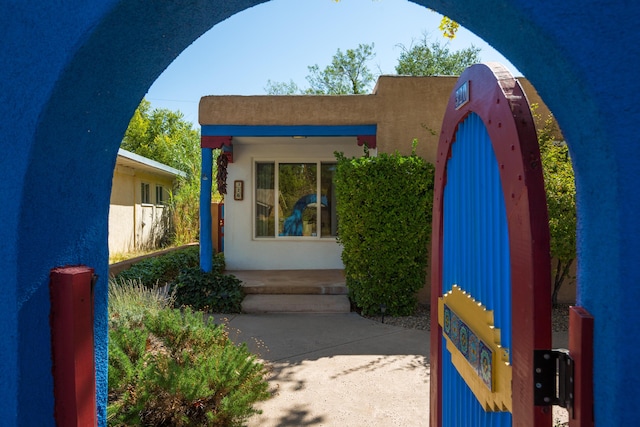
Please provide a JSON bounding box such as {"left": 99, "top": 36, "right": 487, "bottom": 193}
{"left": 438, "top": 285, "right": 512, "bottom": 412}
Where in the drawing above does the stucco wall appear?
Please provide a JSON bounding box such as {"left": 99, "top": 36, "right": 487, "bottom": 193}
{"left": 109, "top": 163, "right": 177, "bottom": 256}
{"left": 2, "top": 1, "right": 640, "bottom": 425}
{"left": 109, "top": 170, "right": 136, "bottom": 254}
{"left": 224, "top": 138, "right": 364, "bottom": 270}
{"left": 201, "top": 75, "right": 553, "bottom": 164}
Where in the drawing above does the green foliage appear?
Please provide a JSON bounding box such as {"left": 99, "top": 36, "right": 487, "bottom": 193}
{"left": 107, "top": 299, "right": 271, "bottom": 426}
{"left": 114, "top": 246, "right": 225, "bottom": 287}
{"left": 172, "top": 267, "right": 244, "bottom": 313}
{"left": 170, "top": 175, "right": 203, "bottom": 246}
{"left": 264, "top": 79, "right": 301, "bottom": 95}
{"left": 121, "top": 99, "right": 201, "bottom": 175}
{"left": 536, "top": 109, "right": 577, "bottom": 305}
{"left": 334, "top": 141, "right": 435, "bottom": 315}
{"left": 266, "top": 43, "right": 376, "bottom": 95}
{"left": 113, "top": 246, "right": 240, "bottom": 313}
{"left": 115, "top": 246, "right": 198, "bottom": 285}
{"left": 395, "top": 35, "right": 481, "bottom": 76}
{"left": 305, "top": 43, "right": 376, "bottom": 94}
{"left": 108, "top": 277, "right": 176, "bottom": 327}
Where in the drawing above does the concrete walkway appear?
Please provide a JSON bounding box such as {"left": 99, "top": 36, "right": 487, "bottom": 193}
{"left": 212, "top": 312, "right": 569, "bottom": 427}
{"left": 213, "top": 313, "right": 431, "bottom": 427}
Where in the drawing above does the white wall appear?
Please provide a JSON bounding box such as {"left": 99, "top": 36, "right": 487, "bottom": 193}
{"left": 223, "top": 138, "right": 366, "bottom": 270}
{"left": 109, "top": 164, "right": 175, "bottom": 256}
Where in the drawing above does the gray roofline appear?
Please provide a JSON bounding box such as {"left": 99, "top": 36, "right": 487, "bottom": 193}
{"left": 117, "top": 148, "right": 187, "bottom": 178}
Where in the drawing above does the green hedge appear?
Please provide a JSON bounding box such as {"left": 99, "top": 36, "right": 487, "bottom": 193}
{"left": 335, "top": 143, "right": 434, "bottom": 316}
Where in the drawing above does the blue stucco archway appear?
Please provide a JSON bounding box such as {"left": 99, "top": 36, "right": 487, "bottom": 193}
{"left": 1, "top": 1, "right": 638, "bottom": 425}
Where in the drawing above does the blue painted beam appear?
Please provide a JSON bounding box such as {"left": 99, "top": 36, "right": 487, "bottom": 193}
{"left": 201, "top": 124, "right": 376, "bottom": 137}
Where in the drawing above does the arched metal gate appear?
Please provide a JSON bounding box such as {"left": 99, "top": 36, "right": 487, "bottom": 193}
{"left": 430, "top": 63, "right": 553, "bottom": 426}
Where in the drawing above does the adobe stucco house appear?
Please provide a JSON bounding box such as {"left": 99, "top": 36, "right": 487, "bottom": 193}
{"left": 199, "top": 76, "right": 548, "bottom": 270}
{"left": 109, "top": 148, "right": 186, "bottom": 256}
{"left": 199, "top": 75, "right": 556, "bottom": 299}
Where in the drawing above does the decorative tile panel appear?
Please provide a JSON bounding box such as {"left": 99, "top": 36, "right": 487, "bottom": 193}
{"left": 444, "top": 304, "right": 495, "bottom": 391}
{"left": 438, "top": 285, "right": 512, "bottom": 412}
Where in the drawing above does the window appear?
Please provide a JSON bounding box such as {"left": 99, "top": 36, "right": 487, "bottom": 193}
{"left": 141, "top": 182, "right": 150, "bottom": 204}
{"left": 155, "top": 185, "right": 165, "bottom": 205}
{"left": 255, "top": 161, "right": 337, "bottom": 238}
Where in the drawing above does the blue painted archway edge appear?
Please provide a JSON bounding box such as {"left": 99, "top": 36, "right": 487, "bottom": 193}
{"left": 1, "top": 1, "right": 639, "bottom": 425}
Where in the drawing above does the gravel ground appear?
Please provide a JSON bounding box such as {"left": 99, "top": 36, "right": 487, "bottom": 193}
{"left": 364, "top": 303, "right": 571, "bottom": 332}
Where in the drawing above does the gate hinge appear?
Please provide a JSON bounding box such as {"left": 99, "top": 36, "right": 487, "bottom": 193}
{"left": 533, "top": 349, "right": 574, "bottom": 411}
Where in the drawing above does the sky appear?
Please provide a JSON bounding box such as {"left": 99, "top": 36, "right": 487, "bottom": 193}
{"left": 145, "top": 0, "right": 521, "bottom": 126}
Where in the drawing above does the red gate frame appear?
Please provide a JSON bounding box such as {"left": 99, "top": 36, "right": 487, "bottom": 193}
{"left": 430, "top": 63, "right": 552, "bottom": 427}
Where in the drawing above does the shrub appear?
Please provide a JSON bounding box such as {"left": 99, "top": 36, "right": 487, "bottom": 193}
{"left": 108, "top": 277, "right": 175, "bottom": 327}
{"left": 107, "top": 281, "right": 270, "bottom": 427}
{"left": 172, "top": 267, "right": 244, "bottom": 313}
{"left": 115, "top": 246, "right": 225, "bottom": 286}
{"left": 334, "top": 141, "right": 435, "bottom": 316}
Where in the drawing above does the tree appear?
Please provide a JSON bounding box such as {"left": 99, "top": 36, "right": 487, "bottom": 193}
{"left": 536, "top": 108, "right": 577, "bottom": 306}
{"left": 305, "top": 43, "right": 376, "bottom": 94}
{"left": 121, "top": 99, "right": 213, "bottom": 246}
{"left": 264, "top": 79, "right": 301, "bottom": 95}
{"left": 395, "top": 35, "right": 481, "bottom": 76}
{"left": 265, "top": 43, "right": 376, "bottom": 95}
{"left": 121, "top": 99, "right": 200, "bottom": 177}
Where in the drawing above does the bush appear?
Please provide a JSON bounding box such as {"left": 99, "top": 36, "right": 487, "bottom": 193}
{"left": 335, "top": 142, "right": 434, "bottom": 316}
{"left": 108, "top": 277, "right": 175, "bottom": 327}
{"left": 172, "top": 267, "right": 244, "bottom": 313}
{"left": 115, "top": 246, "right": 225, "bottom": 286}
{"left": 107, "top": 280, "right": 270, "bottom": 427}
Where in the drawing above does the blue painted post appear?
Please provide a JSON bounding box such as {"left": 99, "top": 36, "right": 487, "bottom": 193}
{"left": 200, "top": 148, "right": 213, "bottom": 272}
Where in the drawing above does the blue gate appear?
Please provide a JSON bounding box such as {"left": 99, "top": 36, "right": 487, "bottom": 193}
{"left": 430, "top": 63, "right": 552, "bottom": 427}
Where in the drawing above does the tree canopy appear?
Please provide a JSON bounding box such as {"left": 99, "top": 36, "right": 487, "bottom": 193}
{"left": 304, "top": 43, "right": 376, "bottom": 94}
{"left": 266, "top": 43, "right": 376, "bottom": 95}
{"left": 395, "top": 35, "right": 481, "bottom": 76}
{"left": 121, "top": 99, "right": 200, "bottom": 178}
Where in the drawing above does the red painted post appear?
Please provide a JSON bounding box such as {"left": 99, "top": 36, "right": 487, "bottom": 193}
{"left": 49, "top": 266, "right": 97, "bottom": 427}
{"left": 569, "top": 306, "right": 594, "bottom": 427}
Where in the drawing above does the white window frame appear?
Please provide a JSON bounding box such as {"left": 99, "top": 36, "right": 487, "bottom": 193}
{"left": 140, "top": 182, "right": 151, "bottom": 205}
{"left": 253, "top": 158, "right": 337, "bottom": 241}
{"left": 155, "top": 184, "right": 165, "bottom": 206}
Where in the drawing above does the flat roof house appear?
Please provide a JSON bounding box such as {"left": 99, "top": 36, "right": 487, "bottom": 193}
{"left": 199, "top": 75, "right": 553, "bottom": 300}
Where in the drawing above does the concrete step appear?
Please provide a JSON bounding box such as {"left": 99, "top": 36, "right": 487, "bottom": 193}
{"left": 241, "top": 294, "right": 351, "bottom": 314}
{"left": 242, "top": 283, "right": 348, "bottom": 295}
{"left": 228, "top": 269, "right": 348, "bottom": 295}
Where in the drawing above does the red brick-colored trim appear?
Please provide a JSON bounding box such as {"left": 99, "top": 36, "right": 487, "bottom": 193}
{"left": 357, "top": 135, "right": 376, "bottom": 149}
{"left": 569, "top": 306, "right": 594, "bottom": 427}
{"left": 201, "top": 135, "right": 232, "bottom": 149}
